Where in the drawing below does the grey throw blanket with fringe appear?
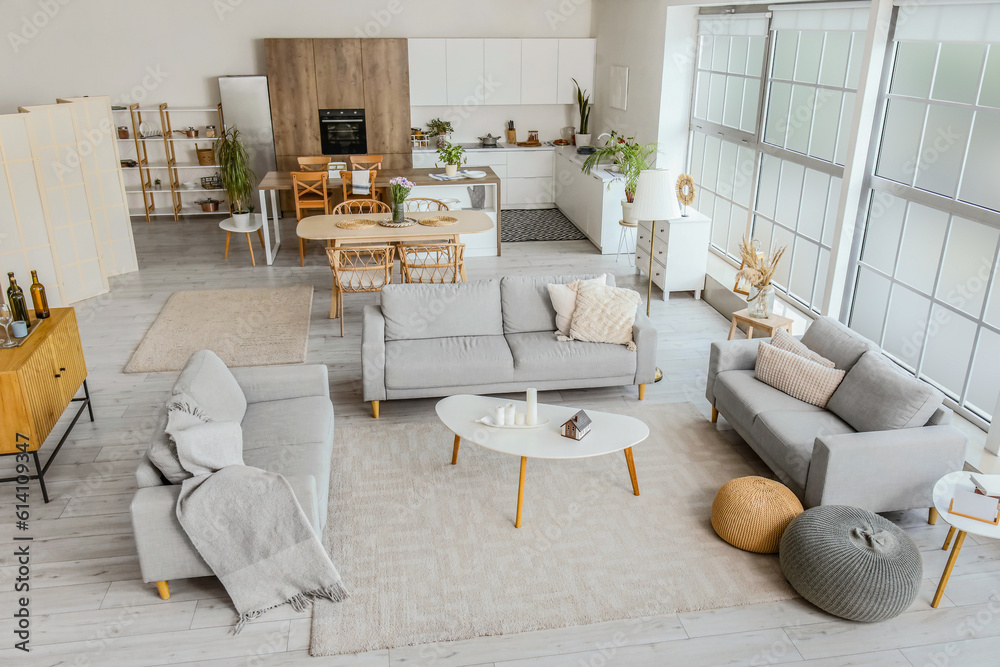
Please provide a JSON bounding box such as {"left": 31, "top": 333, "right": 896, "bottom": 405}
{"left": 176, "top": 465, "right": 348, "bottom": 632}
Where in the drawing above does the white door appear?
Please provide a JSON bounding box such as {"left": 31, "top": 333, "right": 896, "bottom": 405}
{"left": 446, "top": 39, "right": 484, "bottom": 106}
{"left": 520, "top": 39, "right": 559, "bottom": 105}
{"left": 409, "top": 39, "right": 448, "bottom": 106}
{"left": 557, "top": 39, "right": 597, "bottom": 105}
{"left": 483, "top": 39, "right": 521, "bottom": 105}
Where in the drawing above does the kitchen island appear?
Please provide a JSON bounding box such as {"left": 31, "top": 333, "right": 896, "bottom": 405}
{"left": 256, "top": 166, "right": 502, "bottom": 265}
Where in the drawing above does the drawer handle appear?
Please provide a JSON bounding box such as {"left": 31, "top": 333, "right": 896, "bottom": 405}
{"left": 60, "top": 367, "right": 66, "bottom": 372}
{"left": 54, "top": 373, "right": 61, "bottom": 378}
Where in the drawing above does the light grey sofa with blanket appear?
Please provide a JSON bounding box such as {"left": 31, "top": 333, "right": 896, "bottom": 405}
{"left": 706, "top": 316, "right": 965, "bottom": 514}
{"left": 361, "top": 274, "right": 657, "bottom": 416}
{"left": 130, "top": 351, "right": 334, "bottom": 599}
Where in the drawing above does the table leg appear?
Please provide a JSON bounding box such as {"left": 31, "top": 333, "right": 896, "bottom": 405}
{"left": 624, "top": 447, "right": 639, "bottom": 496}
{"left": 932, "top": 530, "right": 967, "bottom": 608}
{"left": 515, "top": 456, "right": 526, "bottom": 528}
{"left": 942, "top": 526, "right": 957, "bottom": 550}
{"left": 451, "top": 434, "right": 460, "bottom": 465}
{"left": 746, "top": 325, "right": 754, "bottom": 339}
{"left": 727, "top": 318, "right": 738, "bottom": 340}
{"left": 270, "top": 190, "right": 281, "bottom": 258}
{"left": 258, "top": 189, "right": 272, "bottom": 264}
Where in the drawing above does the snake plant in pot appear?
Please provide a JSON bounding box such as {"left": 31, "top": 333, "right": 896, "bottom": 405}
{"left": 582, "top": 131, "right": 657, "bottom": 223}
{"left": 573, "top": 78, "right": 592, "bottom": 147}
{"left": 216, "top": 126, "right": 256, "bottom": 230}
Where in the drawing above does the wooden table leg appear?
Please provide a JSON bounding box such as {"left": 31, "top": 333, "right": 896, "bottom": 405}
{"left": 942, "top": 526, "right": 957, "bottom": 550}
{"left": 746, "top": 325, "right": 754, "bottom": 339}
{"left": 451, "top": 434, "right": 460, "bottom": 465}
{"left": 624, "top": 447, "right": 639, "bottom": 496}
{"left": 932, "top": 530, "right": 966, "bottom": 608}
{"left": 246, "top": 233, "right": 256, "bottom": 267}
{"left": 224, "top": 231, "right": 231, "bottom": 259}
{"left": 727, "top": 317, "right": 738, "bottom": 340}
{"left": 299, "top": 237, "right": 305, "bottom": 267}
{"left": 515, "top": 456, "right": 527, "bottom": 528}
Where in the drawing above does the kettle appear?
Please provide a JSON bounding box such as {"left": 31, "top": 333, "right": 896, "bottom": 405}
{"left": 478, "top": 133, "right": 501, "bottom": 147}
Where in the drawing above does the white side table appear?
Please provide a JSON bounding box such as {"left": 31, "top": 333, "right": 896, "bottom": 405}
{"left": 930, "top": 471, "right": 1000, "bottom": 607}
{"left": 220, "top": 215, "right": 265, "bottom": 267}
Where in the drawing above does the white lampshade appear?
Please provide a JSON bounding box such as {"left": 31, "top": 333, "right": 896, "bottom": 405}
{"left": 631, "top": 169, "right": 681, "bottom": 221}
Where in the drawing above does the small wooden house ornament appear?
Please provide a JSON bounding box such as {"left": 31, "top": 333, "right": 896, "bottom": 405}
{"left": 560, "top": 410, "right": 592, "bottom": 440}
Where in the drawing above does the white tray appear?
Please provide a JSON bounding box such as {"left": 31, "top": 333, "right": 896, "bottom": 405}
{"left": 476, "top": 417, "right": 550, "bottom": 430}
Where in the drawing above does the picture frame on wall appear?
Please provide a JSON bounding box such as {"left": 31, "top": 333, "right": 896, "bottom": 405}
{"left": 610, "top": 66, "right": 628, "bottom": 111}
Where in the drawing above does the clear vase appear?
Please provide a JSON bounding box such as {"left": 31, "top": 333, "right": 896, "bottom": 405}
{"left": 392, "top": 202, "right": 405, "bottom": 223}
{"left": 747, "top": 284, "right": 774, "bottom": 319}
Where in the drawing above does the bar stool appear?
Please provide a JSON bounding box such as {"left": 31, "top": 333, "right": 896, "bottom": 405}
{"left": 616, "top": 219, "right": 638, "bottom": 267}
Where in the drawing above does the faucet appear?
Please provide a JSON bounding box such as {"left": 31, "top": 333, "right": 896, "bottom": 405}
{"left": 596, "top": 132, "right": 611, "bottom": 144}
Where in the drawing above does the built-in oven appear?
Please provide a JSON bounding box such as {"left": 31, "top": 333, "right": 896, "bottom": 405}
{"left": 319, "top": 109, "right": 367, "bottom": 155}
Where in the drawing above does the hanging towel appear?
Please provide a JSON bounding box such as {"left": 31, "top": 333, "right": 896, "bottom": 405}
{"left": 351, "top": 169, "right": 370, "bottom": 196}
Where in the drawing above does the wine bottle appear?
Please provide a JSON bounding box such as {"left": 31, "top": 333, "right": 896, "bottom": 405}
{"left": 30, "top": 270, "right": 49, "bottom": 319}
{"left": 6, "top": 272, "right": 30, "bottom": 329}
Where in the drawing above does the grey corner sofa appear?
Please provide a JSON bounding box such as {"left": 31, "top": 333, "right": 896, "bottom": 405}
{"left": 130, "top": 351, "right": 334, "bottom": 600}
{"left": 361, "top": 274, "right": 658, "bottom": 417}
{"left": 706, "top": 316, "right": 966, "bottom": 514}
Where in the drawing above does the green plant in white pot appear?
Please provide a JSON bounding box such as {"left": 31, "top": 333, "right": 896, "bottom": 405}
{"left": 435, "top": 141, "right": 466, "bottom": 177}
{"left": 582, "top": 131, "right": 657, "bottom": 223}
{"left": 573, "top": 78, "right": 592, "bottom": 147}
{"left": 216, "top": 126, "right": 256, "bottom": 230}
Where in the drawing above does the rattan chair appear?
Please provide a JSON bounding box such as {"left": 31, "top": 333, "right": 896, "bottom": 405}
{"left": 297, "top": 156, "right": 330, "bottom": 172}
{"left": 293, "top": 171, "right": 331, "bottom": 266}
{"left": 327, "top": 245, "right": 395, "bottom": 335}
{"left": 402, "top": 197, "right": 450, "bottom": 212}
{"left": 398, "top": 243, "right": 466, "bottom": 284}
{"left": 331, "top": 199, "right": 391, "bottom": 215}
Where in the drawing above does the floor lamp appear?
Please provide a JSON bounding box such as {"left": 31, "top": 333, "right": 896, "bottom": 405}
{"left": 631, "top": 169, "right": 681, "bottom": 383}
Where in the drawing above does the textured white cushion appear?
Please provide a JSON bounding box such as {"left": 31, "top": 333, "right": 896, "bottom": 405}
{"left": 567, "top": 282, "right": 641, "bottom": 349}
{"left": 755, "top": 342, "right": 846, "bottom": 409}
{"left": 771, "top": 327, "right": 835, "bottom": 368}
{"left": 546, "top": 274, "right": 606, "bottom": 336}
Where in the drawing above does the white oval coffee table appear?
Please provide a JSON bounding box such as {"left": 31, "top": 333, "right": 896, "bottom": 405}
{"left": 435, "top": 394, "right": 650, "bottom": 528}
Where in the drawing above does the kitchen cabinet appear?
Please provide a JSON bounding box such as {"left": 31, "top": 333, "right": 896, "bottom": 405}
{"left": 554, "top": 148, "right": 626, "bottom": 253}
{"left": 408, "top": 39, "right": 448, "bottom": 106}
{"left": 361, "top": 39, "right": 412, "bottom": 166}
{"left": 484, "top": 39, "right": 521, "bottom": 105}
{"left": 507, "top": 151, "right": 554, "bottom": 179}
{"left": 412, "top": 146, "right": 555, "bottom": 208}
{"left": 635, "top": 210, "right": 711, "bottom": 300}
{"left": 446, "top": 39, "right": 484, "bottom": 106}
{"left": 265, "top": 39, "right": 320, "bottom": 158}
{"left": 314, "top": 39, "right": 365, "bottom": 109}
{"left": 557, "top": 39, "right": 597, "bottom": 104}
{"left": 520, "top": 39, "right": 559, "bottom": 105}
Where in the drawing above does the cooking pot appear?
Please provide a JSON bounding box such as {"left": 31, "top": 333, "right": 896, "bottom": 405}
{"left": 196, "top": 198, "right": 221, "bottom": 212}
{"left": 478, "top": 133, "right": 501, "bottom": 147}
{"left": 178, "top": 127, "right": 199, "bottom": 138}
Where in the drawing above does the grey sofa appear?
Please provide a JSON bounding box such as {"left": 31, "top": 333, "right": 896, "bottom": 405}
{"left": 361, "top": 274, "right": 657, "bottom": 416}
{"left": 130, "top": 352, "right": 334, "bottom": 599}
{"left": 707, "top": 316, "right": 966, "bottom": 513}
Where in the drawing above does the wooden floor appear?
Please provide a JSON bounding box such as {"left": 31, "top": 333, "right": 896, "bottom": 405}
{"left": 1, "top": 216, "right": 998, "bottom": 666}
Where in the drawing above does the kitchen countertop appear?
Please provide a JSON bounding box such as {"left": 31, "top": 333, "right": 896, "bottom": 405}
{"left": 257, "top": 166, "right": 501, "bottom": 190}
{"left": 413, "top": 142, "right": 560, "bottom": 153}
{"left": 554, "top": 146, "right": 622, "bottom": 183}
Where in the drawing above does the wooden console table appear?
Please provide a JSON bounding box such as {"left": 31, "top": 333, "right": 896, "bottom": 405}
{"left": 0, "top": 308, "right": 93, "bottom": 502}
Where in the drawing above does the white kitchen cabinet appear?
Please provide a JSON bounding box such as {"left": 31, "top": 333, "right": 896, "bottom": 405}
{"left": 520, "top": 39, "right": 559, "bottom": 105}
{"left": 446, "top": 39, "right": 484, "bottom": 106}
{"left": 484, "top": 39, "right": 521, "bottom": 105}
{"left": 557, "top": 39, "right": 597, "bottom": 104}
{"left": 507, "top": 150, "right": 554, "bottom": 179}
{"left": 553, "top": 148, "right": 626, "bottom": 253}
{"left": 635, "top": 210, "right": 711, "bottom": 300}
{"left": 408, "top": 39, "right": 448, "bottom": 106}
{"left": 506, "top": 177, "right": 554, "bottom": 207}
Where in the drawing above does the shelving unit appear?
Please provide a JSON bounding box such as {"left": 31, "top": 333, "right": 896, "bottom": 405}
{"left": 114, "top": 103, "right": 226, "bottom": 221}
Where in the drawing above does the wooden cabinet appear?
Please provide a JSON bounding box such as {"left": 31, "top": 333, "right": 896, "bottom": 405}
{"left": 408, "top": 39, "right": 448, "bottom": 106}
{"left": 362, "top": 38, "right": 412, "bottom": 167}
{"left": 484, "top": 39, "right": 521, "bottom": 105}
{"left": 314, "top": 39, "right": 365, "bottom": 109}
{"left": 446, "top": 39, "right": 484, "bottom": 106}
{"left": 521, "top": 39, "right": 559, "bottom": 105}
{"left": 557, "top": 39, "right": 597, "bottom": 104}
{"left": 264, "top": 39, "right": 321, "bottom": 158}
{"left": 0, "top": 308, "right": 88, "bottom": 455}
{"left": 636, "top": 211, "right": 712, "bottom": 300}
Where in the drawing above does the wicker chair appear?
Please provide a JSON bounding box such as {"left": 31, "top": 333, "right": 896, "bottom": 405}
{"left": 398, "top": 243, "right": 466, "bottom": 284}
{"left": 332, "top": 199, "right": 391, "bottom": 215}
{"left": 402, "top": 197, "right": 450, "bottom": 212}
{"left": 327, "top": 245, "right": 395, "bottom": 336}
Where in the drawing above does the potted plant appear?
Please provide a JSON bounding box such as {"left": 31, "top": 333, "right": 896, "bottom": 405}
{"left": 388, "top": 176, "right": 415, "bottom": 223}
{"left": 426, "top": 118, "right": 454, "bottom": 148}
{"left": 581, "top": 131, "right": 657, "bottom": 223}
{"left": 436, "top": 141, "right": 466, "bottom": 177}
{"left": 573, "top": 78, "right": 592, "bottom": 147}
{"left": 216, "top": 126, "right": 256, "bottom": 230}
{"left": 737, "top": 237, "right": 786, "bottom": 319}
{"left": 153, "top": 178, "right": 161, "bottom": 191}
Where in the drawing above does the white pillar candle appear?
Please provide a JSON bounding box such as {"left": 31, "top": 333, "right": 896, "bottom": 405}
{"left": 515, "top": 412, "right": 526, "bottom": 426}
{"left": 526, "top": 388, "right": 538, "bottom": 425}
{"left": 494, "top": 405, "right": 505, "bottom": 426}
{"left": 505, "top": 403, "right": 516, "bottom": 426}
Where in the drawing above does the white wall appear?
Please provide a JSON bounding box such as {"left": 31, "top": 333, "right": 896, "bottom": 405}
{"left": 0, "top": 0, "right": 592, "bottom": 113}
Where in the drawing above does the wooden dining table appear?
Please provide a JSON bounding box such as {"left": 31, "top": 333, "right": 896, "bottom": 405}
{"left": 298, "top": 209, "right": 494, "bottom": 315}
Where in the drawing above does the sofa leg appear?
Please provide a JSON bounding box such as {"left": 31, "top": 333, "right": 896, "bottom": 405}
{"left": 156, "top": 581, "right": 170, "bottom": 600}
{"left": 371, "top": 400, "right": 379, "bottom": 419}
{"left": 929, "top": 507, "right": 939, "bottom": 525}
{"left": 711, "top": 406, "right": 718, "bottom": 423}
{"left": 638, "top": 384, "right": 646, "bottom": 400}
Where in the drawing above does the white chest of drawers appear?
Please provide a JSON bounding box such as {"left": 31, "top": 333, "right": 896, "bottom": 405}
{"left": 635, "top": 209, "right": 711, "bottom": 300}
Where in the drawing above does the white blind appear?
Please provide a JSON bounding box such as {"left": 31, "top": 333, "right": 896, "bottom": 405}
{"left": 769, "top": 2, "right": 870, "bottom": 31}
{"left": 697, "top": 13, "right": 769, "bottom": 36}
{"left": 894, "top": 2, "right": 1000, "bottom": 43}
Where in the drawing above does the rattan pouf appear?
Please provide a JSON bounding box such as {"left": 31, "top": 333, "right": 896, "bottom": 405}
{"left": 780, "top": 506, "right": 922, "bottom": 622}
{"left": 711, "top": 476, "right": 803, "bottom": 553}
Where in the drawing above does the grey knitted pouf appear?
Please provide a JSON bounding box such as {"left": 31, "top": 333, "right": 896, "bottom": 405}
{"left": 779, "top": 506, "right": 922, "bottom": 622}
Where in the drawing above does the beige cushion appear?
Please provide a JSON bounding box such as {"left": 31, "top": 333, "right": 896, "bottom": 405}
{"left": 567, "top": 282, "right": 641, "bottom": 349}
{"left": 546, "top": 274, "right": 606, "bottom": 335}
{"left": 755, "top": 342, "right": 846, "bottom": 409}
{"left": 771, "top": 327, "right": 835, "bottom": 368}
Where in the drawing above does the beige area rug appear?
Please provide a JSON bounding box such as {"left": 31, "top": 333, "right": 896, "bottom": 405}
{"left": 124, "top": 285, "right": 313, "bottom": 373}
{"left": 311, "top": 401, "right": 796, "bottom": 656}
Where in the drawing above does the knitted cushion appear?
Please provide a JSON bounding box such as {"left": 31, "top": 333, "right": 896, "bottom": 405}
{"left": 711, "top": 476, "right": 803, "bottom": 554}
{"left": 780, "top": 506, "right": 922, "bottom": 622}
{"left": 755, "top": 342, "right": 846, "bottom": 408}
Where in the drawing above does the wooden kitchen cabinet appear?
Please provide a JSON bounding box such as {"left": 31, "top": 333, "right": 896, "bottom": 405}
{"left": 314, "top": 39, "right": 365, "bottom": 109}
{"left": 520, "top": 39, "right": 559, "bottom": 105}
{"left": 264, "top": 39, "right": 321, "bottom": 158}
{"left": 362, "top": 38, "right": 412, "bottom": 166}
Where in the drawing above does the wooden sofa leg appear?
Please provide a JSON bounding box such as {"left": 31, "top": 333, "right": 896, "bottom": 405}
{"left": 929, "top": 507, "right": 939, "bottom": 525}
{"left": 711, "top": 406, "right": 719, "bottom": 423}
{"left": 638, "top": 384, "right": 646, "bottom": 400}
{"left": 156, "top": 581, "right": 170, "bottom": 600}
{"left": 371, "top": 400, "right": 380, "bottom": 419}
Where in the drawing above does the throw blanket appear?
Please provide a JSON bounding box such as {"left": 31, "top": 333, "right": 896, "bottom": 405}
{"left": 168, "top": 399, "right": 348, "bottom": 632}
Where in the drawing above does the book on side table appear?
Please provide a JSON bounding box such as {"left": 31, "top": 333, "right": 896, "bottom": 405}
{"left": 970, "top": 473, "right": 1000, "bottom": 498}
